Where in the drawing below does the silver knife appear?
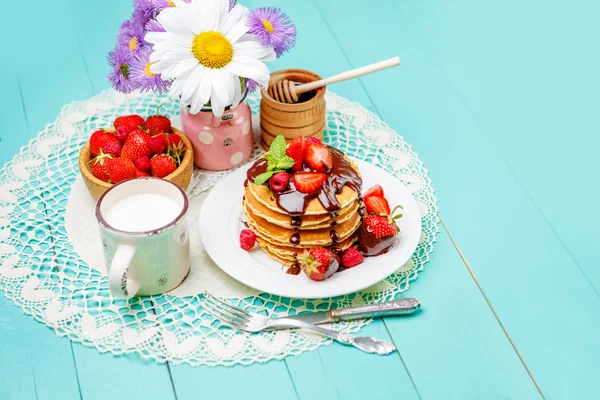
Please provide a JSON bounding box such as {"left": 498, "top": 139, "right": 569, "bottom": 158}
{"left": 279, "top": 298, "right": 421, "bottom": 325}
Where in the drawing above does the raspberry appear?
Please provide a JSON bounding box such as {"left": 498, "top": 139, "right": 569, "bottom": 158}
{"left": 239, "top": 229, "right": 256, "bottom": 251}
{"left": 135, "top": 156, "right": 151, "bottom": 172}
{"left": 116, "top": 126, "right": 129, "bottom": 143}
{"left": 269, "top": 172, "right": 290, "bottom": 192}
{"left": 341, "top": 247, "right": 364, "bottom": 268}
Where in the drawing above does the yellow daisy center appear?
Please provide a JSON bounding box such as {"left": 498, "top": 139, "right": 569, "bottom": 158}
{"left": 261, "top": 19, "right": 274, "bottom": 33}
{"left": 192, "top": 31, "right": 233, "bottom": 69}
{"left": 167, "top": 0, "right": 176, "bottom": 6}
{"left": 129, "top": 36, "right": 138, "bottom": 51}
{"left": 144, "top": 62, "right": 156, "bottom": 77}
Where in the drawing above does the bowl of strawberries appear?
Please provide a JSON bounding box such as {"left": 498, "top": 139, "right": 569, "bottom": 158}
{"left": 78, "top": 112, "right": 193, "bottom": 200}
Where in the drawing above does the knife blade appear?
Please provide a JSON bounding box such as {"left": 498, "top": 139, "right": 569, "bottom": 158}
{"left": 281, "top": 298, "right": 421, "bottom": 325}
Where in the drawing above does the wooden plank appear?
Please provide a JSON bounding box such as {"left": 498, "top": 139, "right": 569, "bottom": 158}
{"left": 315, "top": 0, "right": 600, "bottom": 398}
{"left": 169, "top": 361, "right": 299, "bottom": 400}
{"left": 395, "top": 0, "right": 600, "bottom": 292}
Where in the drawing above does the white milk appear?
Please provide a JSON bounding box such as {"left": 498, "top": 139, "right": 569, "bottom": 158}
{"left": 104, "top": 193, "right": 181, "bottom": 232}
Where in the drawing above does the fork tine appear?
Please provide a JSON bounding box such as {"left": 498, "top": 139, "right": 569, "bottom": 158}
{"left": 202, "top": 306, "right": 243, "bottom": 331}
{"left": 204, "top": 296, "right": 251, "bottom": 323}
{"left": 204, "top": 292, "right": 252, "bottom": 317}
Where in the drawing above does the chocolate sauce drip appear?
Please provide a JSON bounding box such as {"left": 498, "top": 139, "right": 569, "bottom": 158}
{"left": 244, "top": 179, "right": 248, "bottom": 187}
{"left": 241, "top": 220, "right": 249, "bottom": 228}
{"left": 286, "top": 261, "right": 301, "bottom": 275}
{"left": 290, "top": 233, "right": 300, "bottom": 246}
{"left": 357, "top": 223, "right": 397, "bottom": 256}
{"left": 330, "top": 220, "right": 338, "bottom": 227}
{"left": 330, "top": 230, "right": 340, "bottom": 244}
{"left": 246, "top": 147, "right": 362, "bottom": 216}
{"left": 358, "top": 207, "right": 366, "bottom": 218}
{"left": 291, "top": 216, "right": 302, "bottom": 227}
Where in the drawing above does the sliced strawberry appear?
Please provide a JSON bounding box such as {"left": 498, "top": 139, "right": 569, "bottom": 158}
{"left": 293, "top": 173, "right": 326, "bottom": 193}
{"left": 363, "top": 184, "right": 384, "bottom": 199}
{"left": 304, "top": 143, "right": 332, "bottom": 172}
{"left": 286, "top": 136, "right": 305, "bottom": 171}
{"left": 364, "top": 195, "right": 391, "bottom": 215}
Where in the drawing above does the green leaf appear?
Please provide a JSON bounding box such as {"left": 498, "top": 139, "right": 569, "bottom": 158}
{"left": 264, "top": 152, "right": 276, "bottom": 164}
{"left": 276, "top": 156, "right": 295, "bottom": 170}
{"left": 269, "top": 135, "right": 287, "bottom": 163}
{"left": 254, "top": 171, "right": 276, "bottom": 185}
{"left": 393, "top": 214, "right": 403, "bottom": 219}
{"left": 267, "top": 163, "right": 277, "bottom": 172}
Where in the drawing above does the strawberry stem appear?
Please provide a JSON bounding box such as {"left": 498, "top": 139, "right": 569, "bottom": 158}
{"left": 155, "top": 104, "right": 164, "bottom": 115}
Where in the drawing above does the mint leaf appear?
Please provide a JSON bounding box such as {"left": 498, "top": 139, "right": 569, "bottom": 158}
{"left": 269, "top": 135, "right": 287, "bottom": 164}
{"left": 264, "top": 152, "right": 276, "bottom": 164}
{"left": 254, "top": 171, "right": 276, "bottom": 185}
{"left": 276, "top": 156, "right": 295, "bottom": 170}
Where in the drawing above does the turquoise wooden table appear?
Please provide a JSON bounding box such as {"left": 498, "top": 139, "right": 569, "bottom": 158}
{"left": 1, "top": 0, "right": 599, "bottom": 399}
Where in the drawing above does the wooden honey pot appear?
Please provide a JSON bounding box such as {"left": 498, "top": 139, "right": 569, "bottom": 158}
{"left": 260, "top": 69, "right": 326, "bottom": 150}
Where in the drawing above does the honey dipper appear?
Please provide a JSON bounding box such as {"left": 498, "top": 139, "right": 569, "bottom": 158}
{"left": 268, "top": 56, "right": 401, "bottom": 104}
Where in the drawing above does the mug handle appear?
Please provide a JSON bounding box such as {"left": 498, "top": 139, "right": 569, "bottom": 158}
{"left": 108, "top": 244, "right": 140, "bottom": 299}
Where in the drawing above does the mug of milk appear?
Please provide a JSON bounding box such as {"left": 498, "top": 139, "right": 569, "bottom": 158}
{"left": 95, "top": 178, "right": 191, "bottom": 299}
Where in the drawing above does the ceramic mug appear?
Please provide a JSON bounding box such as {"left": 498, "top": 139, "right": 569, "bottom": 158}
{"left": 95, "top": 178, "right": 191, "bottom": 299}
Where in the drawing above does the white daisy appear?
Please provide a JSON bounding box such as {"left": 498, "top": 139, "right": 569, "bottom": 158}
{"left": 145, "top": 0, "right": 276, "bottom": 116}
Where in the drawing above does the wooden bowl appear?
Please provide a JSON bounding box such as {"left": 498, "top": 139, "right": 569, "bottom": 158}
{"left": 79, "top": 127, "right": 194, "bottom": 200}
{"left": 260, "top": 69, "right": 326, "bottom": 149}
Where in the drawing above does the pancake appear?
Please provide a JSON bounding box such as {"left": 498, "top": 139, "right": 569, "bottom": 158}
{"left": 245, "top": 186, "right": 359, "bottom": 229}
{"left": 257, "top": 234, "right": 357, "bottom": 263}
{"left": 247, "top": 181, "right": 358, "bottom": 216}
{"left": 245, "top": 205, "right": 361, "bottom": 248}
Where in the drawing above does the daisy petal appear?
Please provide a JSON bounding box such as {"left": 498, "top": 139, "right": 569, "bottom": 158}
{"left": 160, "top": 57, "right": 198, "bottom": 80}
{"left": 233, "top": 40, "right": 276, "bottom": 61}
{"left": 157, "top": 8, "right": 195, "bottom": 40}
{"left": 210, "top": 86, "right": 226, "bottom": 117}
{"left": 181, "top": 65, "right": 205, "bottom": 102}
{"left": 219, "top": 4, "right": 247, "bottom": 35}
{"left": 226, "top": 57, "right": 270, "bottom": 85}
{"left": 211, "top": 69, "right": 233, "bottom": 108}
{"left": 225, "top": 18, "right": 249, "bottom": 44}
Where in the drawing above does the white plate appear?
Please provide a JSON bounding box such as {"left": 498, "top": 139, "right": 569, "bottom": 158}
{"left": 199, "top": 159, "right": 422, "bottom": 299}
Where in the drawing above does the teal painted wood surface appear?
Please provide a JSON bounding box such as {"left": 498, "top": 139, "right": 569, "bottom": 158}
{"left": 1, "top": 0, "right": 599, "bottom": 399}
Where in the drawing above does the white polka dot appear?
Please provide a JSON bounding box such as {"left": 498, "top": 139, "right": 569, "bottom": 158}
{"left": 198, "top": 131, "right": 214, "bottom": 145}
{"left": 242, "top": 120, "right": 251, "bottom": 135}
{"left": 230, "top": 152, "right": 244, "bottom": 165}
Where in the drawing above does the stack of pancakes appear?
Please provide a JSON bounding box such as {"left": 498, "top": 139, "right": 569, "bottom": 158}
{"left": 243, "top": 159, "right": 362, "bottom": 265}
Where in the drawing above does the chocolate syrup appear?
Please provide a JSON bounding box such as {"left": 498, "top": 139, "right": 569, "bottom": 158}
{"left": 330, "top": 230, "right": 340, "bottom": 244}
{"left": 246, "top": 147, "right": 362, "bottom": 216}
{"left": 358, "top": 207, "right": 366, "bottom": 218}
{"left": 290, "top": 233, "right": 300, "bottom": 246}
{"left": 357, "top": 223, "right": 397, "bottom": 256}
{"left": 244, "top": 179, "right": 248, "bottom": 187}
{"left": 241, "top": 220, "right": 249, "bottom": 228}
{"left": 330, "top": 220, "right": 338, "bottom": 227}
{"left": 286, "top": 261, "right": 301, "bottom": 275}
{"left": 291, "top": 216, "right": 302, "bottom": 227}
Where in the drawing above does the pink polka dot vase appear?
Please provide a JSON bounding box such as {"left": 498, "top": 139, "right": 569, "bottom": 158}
{"left": 180, "top": 98, "right": 253, "bottom": 171}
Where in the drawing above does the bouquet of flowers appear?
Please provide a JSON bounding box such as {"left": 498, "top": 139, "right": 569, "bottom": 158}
{"left": 108, "top": 0, "right": 296, "bottom": 116}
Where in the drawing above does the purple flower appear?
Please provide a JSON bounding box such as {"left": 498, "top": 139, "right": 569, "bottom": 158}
{"left": 117, "top": 18, "right": 145, "bottom": 53}
{"left": 229, "top": 0, "right": 235, "bottom": 10}
{"left": 108, "top": 46, "right": 134, "bottom": 93}
{"left": 246, "top": 79, "right": 260, "bottom": 93}
{"left": 130, "top": 47, "right": 171, "bottom": 93}
{"left": 247, "top": 7, "right": 296, "bottom": 57}
{"left": 145, "top": 18, "right": 165, "bottom": 33}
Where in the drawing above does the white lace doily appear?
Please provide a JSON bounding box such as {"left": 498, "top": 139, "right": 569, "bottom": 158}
{"left": 0, "top": 89, "right": 439, "bottom": 366}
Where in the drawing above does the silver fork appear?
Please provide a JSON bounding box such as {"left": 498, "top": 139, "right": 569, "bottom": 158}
{"left": 202, "top": 292, "right": 396, "bottom": 355}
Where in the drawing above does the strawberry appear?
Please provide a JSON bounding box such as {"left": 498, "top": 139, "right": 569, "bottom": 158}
{"left": 149, "top": 134, "right": 168, "bottom": 155}
{"left": 106, "top": 157, "right": 137, "bottom": 184}
{"left": 341, "top": 247, "right": 364, "bottom": 268}
{"left": 134, "top": 156, "right": 151, "bottom": 172}
{"left": 90, "top": 128, "right": 105, "bottom": 144}
{"left": 363, "top": 184, "right": 384, "bottom": 199}
{"left": 135, "top": 169, "right": 150, "bottom": 178}
{"left": 304, "top": 143, "right": 332, "bottom": 172}
{"left": 168, "top": 134, "right": 186, "bottom": 163}
{"left": 146, "top": 111, "right": 172, "bottom": 136}
{"left": 115, "top": 126, "right": 129, "bottom": 143}
{"left": 364, "top": 195, "right": 390, "bottom": 215}
{"left": 121, "top": 129, "right": 152, "bottom": 161}
{"left": 286, "top": 136, "right": 305, "bottom": 171}
{"left": 269, "top": 172, "right": 289, "bottom": 192}
{"left": 150, "top": 154, "right": 177, "bottom": 178}
{"left": 298, "top": 247, "right": 340, "bottom": 281}
{"left": 292, "top": 172, "right": 326, "bottom": 193}
{"left": 239, "top": 229, "right": 257, "bottom": 251}
{"left": 89, "top": 151, "right": 113, "bottom": 182}
{"left": 305, "top": 136, "right": 321, "bottom": 146}
{"left": 90, "top": 131, "right": 121, "bottom": 157}
{"left": 114, "top": 114, "right": 145, "bottom": 133}
{"left": 362, "top": 212, "right": 400, "bottom": 239}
